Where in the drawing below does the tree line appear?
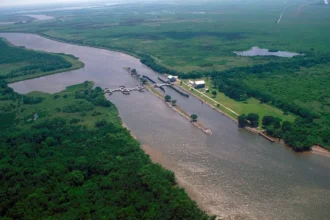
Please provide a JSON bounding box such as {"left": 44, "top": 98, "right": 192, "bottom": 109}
{"left": 238, "top": 113, "right": 323, "bottom": 152}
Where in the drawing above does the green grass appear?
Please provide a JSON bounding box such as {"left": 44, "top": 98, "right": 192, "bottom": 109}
{"left": 2, "top": 1, "right": 330, "bottom": 74}
{"left": 0, "top": 62, "right": 27, "bottom": 76}
{"left": 6, "top": 55, "right": 83, "bottom": 83}
{"left": 241, "top": 63, "right": 330, "bottom": 116}
{"left": 180, "top": 78, "right": 295, "bottom": 123}
{"left": 10, "top": 82, "right": 120, "bottom": 129}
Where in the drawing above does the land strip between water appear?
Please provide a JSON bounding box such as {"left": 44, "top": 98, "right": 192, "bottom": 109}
{"left": 0, "top": 36, "right": 84, "bottom": 83}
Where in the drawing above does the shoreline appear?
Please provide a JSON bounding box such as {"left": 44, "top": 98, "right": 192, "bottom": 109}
{"left": 177, "top": 81, "right": 264, "bottom": 135}
{"left": 311, "top": 146, "right": 330, "bottom": 158}
{"left": 144, "top": 83, "right": 212, "bottom": 135}
{"left": 141, "top": 144, "right": 213, "bottom": 216}
{"left": 6, "top": 62, "right": 84, "bottom": 83}
{"left": 178, "top": 81, "right": 239, "bottom": 123}
{"left": 123, "top": 67, "right": 212, "bottom": 136}
{"left": 0, "top": 36, "right": 85, "bottom": 83}
{"left": 176, "top": 81, "right": 330, "bottom": 157}
{"left": 121, "top": 120, "right": 211, "bottom": 215}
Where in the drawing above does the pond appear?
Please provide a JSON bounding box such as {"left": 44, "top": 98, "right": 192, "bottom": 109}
{"left": 234, "top": 46, "right": 302, "bottom": 58}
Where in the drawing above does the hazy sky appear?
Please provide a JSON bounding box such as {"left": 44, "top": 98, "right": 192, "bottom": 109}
{"left": 1, "top": 0, "right": 98, "bottom": 6}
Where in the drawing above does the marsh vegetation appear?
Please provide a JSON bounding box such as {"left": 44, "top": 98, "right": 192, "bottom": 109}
{"left": 0, "top": 38, "right": 83, "bottom": 82}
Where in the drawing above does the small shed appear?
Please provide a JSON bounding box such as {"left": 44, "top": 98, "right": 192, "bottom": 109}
{"left": 193, "top": 80, "right": 206, "bottom": 89}
{"left": 167, "top": 75, "right": 177, "bottom": 82}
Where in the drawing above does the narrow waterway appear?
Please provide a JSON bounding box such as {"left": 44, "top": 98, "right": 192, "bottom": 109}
{"left": 1, "top": 33, "right": 330, "bottom": 220}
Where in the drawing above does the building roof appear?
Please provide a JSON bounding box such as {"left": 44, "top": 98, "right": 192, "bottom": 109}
{"left": 194, "top": 80, "right": 205, "bottom": 85}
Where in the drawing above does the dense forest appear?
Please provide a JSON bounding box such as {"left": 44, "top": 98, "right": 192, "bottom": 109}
{"left": 0, "top": 38, "right": 76, "bottom": 82}
{"left": 0, "top": 80, "right": 213, "bottom": 219}
{"left": 238, "top": 113, "right": 313, "bottom": 152}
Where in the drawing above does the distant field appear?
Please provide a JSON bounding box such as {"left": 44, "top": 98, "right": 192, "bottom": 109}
{"left": 1, "top": 1, "right": 330, "bottom": 73}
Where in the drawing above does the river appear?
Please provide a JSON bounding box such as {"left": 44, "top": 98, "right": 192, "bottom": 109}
{"left": 25, "top": 14, "right": 55, "bottom": 21}
{"left": 1, "top": 33, "right": 330, "bottom": 220}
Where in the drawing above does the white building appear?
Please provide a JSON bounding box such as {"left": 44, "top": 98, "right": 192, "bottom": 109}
{"left": 193, "top": 80, "right": 206, "bottom": 89}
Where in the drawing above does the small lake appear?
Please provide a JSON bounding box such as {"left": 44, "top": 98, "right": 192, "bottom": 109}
{"left": 234, "top": 46, "right": 302, "bottom": 58}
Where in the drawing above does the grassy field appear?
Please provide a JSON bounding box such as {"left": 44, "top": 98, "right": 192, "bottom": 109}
{"left": 1, "top": 1, "right": 330, "bottom": 73}
{"left": 0, "top": 63, "right": 26, "bottom": 75}
{"left": 1, "top": 82, "right": 119, "bottom": 129}
{"left": 180, "top": 78, "right": 295, "bottom": 123}
{"left": 241, "top": 63, "right": 330, "bottom": 115}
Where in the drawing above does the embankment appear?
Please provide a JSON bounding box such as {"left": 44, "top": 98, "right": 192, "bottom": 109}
{"left": 145, "top": 83, "right": 212, "bottom": 135}
{"left": 157, "top": 77, "right": 189, "bottom": 97}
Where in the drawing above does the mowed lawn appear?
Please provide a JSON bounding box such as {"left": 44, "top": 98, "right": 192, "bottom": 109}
{"left": 181, "top": 78, "right": 295, "bottom": 123}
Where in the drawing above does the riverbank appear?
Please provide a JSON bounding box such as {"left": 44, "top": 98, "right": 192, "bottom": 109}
{"left": 178, "top": 81, "right": 239, "bottom": 123}
{"left": 123, "top": 119, "right": 211, "bottom": 215}
{"left": 176, "top": 80, "right": 330, "bottom": 157}
{"left": 6, "top": 55, "right": 84, "bottom": 83}
{"left": 311, "top": 146, "right": 330, "bottom": 158}
{"left": 123, "top": 66, "right": 212, "bottom": 135}
{"left": 144, "top": 83, "right": 212, "bottom": 136}
{"left": 141, "top": 144, "right": 214, "bottom": 216}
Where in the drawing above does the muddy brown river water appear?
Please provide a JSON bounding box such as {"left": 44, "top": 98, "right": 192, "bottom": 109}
{"left": 1, "top": 33, "right": 330, "bottom": 220}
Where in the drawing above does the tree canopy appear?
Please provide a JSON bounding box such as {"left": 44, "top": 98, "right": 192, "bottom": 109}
{"left": 0, "top": 38, "right": 77, "bottom": 82}
{"left": 0, "top": 80, "right": 213, "bottom": 219}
